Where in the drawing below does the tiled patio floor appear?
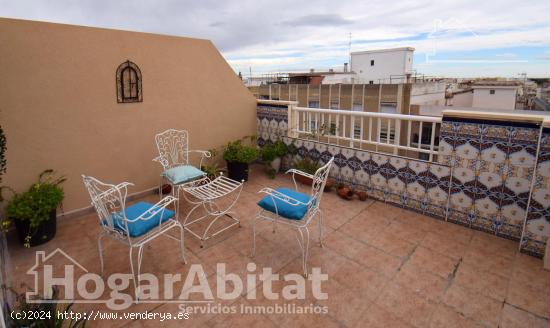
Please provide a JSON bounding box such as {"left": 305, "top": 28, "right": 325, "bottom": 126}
{"left": 6, "top": 164, "right": 550, "bottom": 327}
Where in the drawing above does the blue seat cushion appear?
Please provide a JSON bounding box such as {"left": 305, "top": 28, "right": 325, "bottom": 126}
{"left": 106, "top": 201, "right": 175, "bottom": 237}
{"left": 257, "top": 187, "right": 311, "bottom": 220}
{"left": 162, "top": 165, "right": 205, "bottom": 184}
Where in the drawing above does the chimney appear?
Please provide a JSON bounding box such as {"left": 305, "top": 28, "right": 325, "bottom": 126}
{"left": 329, "top": 68, "right": 334, "bottom": 73}
{"left": 310, "top": 68, "right": 315, "bottom": 73}
{"left": 344, "top": 63, "right": 348, "bottom": 72}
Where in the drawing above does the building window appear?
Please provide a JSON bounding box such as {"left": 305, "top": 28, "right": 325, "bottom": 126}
{"left": 308, "top": 101, "right": 320, "bottom": 108}
{"left": 330, "top": 101, "right": 339, "bottom": 109}
{"left": 116, "top": 60, "right": 142, "bottom": 103}
{"left": 489, "top": 89, "right": 495, "bottom": 95}
{"left": 369, "top": 81, "right": 374, "bottom": 85}
{"left": 370, "top": 60, "right": 375, "bottom": 66}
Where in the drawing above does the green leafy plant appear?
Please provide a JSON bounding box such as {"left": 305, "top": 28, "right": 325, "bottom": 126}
{"left": 223, "top": 136, "right": 259, "bottom": 164}
{"left": 5, "top": 285, "right": 86, "bottom": 328}
{"left": 3, "top": 170, "right": 65, "bottom": 247}
{"left": 0, "top": 125, "right": 6, "bottom": 184}
{"left": 260, "top": 140, "right": 288, "bottom": 162}
{"left": 294, "top": 156, "right": 321, "bottom": 175}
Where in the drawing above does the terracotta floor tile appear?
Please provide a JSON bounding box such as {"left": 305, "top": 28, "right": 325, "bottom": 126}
{"left": 443, "top": 284, "right": 503, "bottom": 327}
{"left": 500, "top": 304, "right": 550, "bottom": 328}
{"left": 329, "top": 258, "right": 390, "bottom": 302}
{"left": 432, "top": 223, "right": 474, "bottom": 245}
{"left": 355, "top": 304, "right": 414, "bottom": 328}
{"left": 406, "top": 246, "right": 459, "bottom": 279}
{"left": 386, "top": 220, "right": 427, "bottom": 244}
{"left": 355, "top": 243, "right": 403, "bottom": 277}
{"left": 429, "top": 303, "right": 485, "bottom": 328}
{"left": 393, "top": 263, "right": 448, "bottom": 302}
{"left": 507, "top": 280, "right": 550, "bottom": 319}
{"left": 512, "top": 253, "right": 550, "bottom": 291}
{"left": 454, "top": 262, "right": 510, "bottom": 301}
{"left": 462, "top": 248, "right": 515, "bottom": 278}
{"left": 420, "top": 232, "right": 468, "bottom": 260}
{"left": 376, "top": 282, "right": 437, "bottom": 328}
{"left": 468, "top": 231, "right": 518, "bottom": 260}
{"left": 315, "top": 280, "right": 372, "bottom": 327}
{"left": 339, "top": 212, "right": 390, "bottom": 244}
{"left": 368, "top": 229, "right": 417, "bottom": 258}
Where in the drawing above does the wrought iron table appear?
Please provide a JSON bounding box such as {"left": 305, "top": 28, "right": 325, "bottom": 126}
{"left": 180, "top": 175, "right": 243, "bottom": 247}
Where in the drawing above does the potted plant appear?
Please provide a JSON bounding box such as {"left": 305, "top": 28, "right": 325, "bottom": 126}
{"left": 201, "top": 148, "right": 224, "bottom": 180}
{"left": 223, "top": 137, "right": 259, "bottom": 182}
{"left": 261, "top": 140, "right": 288, "bottom": 178}
{"left": 292, "top": 157, "right": 335, "bottom": 191}
{"left": 3, "top": 170, "right": 65, "bottom": 247}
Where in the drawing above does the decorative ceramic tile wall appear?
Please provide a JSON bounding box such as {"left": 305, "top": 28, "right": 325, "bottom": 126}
{"left": 257, "top": 102, "right": 451, "bottom": 219}
{"left": 257, "top": 101, "right": 549, "bottom": 257}
{"left": 439, "top": 117, "right": 540, "bottom": 242}
{"left": 521, "top": 127, "right": 550, "bottom": 257}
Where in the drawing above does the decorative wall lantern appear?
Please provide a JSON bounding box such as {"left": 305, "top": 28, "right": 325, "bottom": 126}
{"left": 116, "top": 60, "right": 142, "bottom": 103}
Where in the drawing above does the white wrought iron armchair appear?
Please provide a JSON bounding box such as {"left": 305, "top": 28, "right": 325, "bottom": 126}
{"left": 82, "top": 175, "right": 186, "bottom": 298}
{"left": 253, "top": 157, "right": 334, "bottom": 277}
{"left": 153, "top": 129, "right": 211, "bottom": 197}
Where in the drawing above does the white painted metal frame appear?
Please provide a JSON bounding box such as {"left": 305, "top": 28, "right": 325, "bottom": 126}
{"left": 253, "top": 157, "right": 334, "bottom": 277}
{"left": 153, "top": 129, "right": 211, "bottom": 200}
{"left": 180, "top": 175, "right": 243, "bottom": 247}
{"left": 82, "top": 175, "right": 186, "bottom": 299}
{"left": 292, "top": 106, "right": 442, "bottom": 161}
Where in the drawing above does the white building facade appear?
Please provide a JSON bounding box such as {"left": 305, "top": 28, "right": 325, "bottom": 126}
{"left": 471, "top": 85, "right": 518, "bottom": 110}
{"left": 350, "top": 47, "right": 414, "bottom": 84}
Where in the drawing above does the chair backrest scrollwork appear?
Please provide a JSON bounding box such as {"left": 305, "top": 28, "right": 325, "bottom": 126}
{"left": 154, "top": 129, "right": 189, "bottom": 171}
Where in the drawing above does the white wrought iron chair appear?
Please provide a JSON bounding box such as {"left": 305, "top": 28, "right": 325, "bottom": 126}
{"left": 82, "top": 175, "right": 186, "bottom": 298}
{"left": 153, "top": 129, "right": 211, "bottom": 198}
{"left": 253, "top": 157, "right": 334, "bottom": 277}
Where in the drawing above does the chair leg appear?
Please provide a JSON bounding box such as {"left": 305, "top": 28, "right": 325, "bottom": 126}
{"left": 295, "top": 227, "right": 310, "bottom": 278}
{"left": 178, "top": 223, "right": 187, "bottom": 264}
{"left": 128, "top": 247, "right": 139, "bottom": 300}
{"left": 97, "top": 234, "right": 105, "bottom": 275}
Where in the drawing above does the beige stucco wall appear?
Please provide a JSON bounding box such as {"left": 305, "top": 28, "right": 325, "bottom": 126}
{"left": 0, "top": 18, "right": 256, "bottom": 212}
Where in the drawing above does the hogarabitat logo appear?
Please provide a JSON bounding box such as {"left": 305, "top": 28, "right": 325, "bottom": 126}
{"left": 27, "top": 249, "right": 329, "bottom": 310}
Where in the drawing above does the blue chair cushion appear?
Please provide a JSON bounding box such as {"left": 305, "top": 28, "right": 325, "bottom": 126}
{"left": 257, "top": 187, "right": 311, "bottom": 220}
{"left": 106, "top": 201, "right": 175, "bottom": 237}
{"left": 162, "top": 165, "right": 205, "bottom": 184}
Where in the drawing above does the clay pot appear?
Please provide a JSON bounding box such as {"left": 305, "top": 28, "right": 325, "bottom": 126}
{"left": 324, "top": 178, "right": 335, "bottom": 192}
{"left": 356, "top": 190, "right": 368, "bottom": 201}
{"left": 337, "top": 186, "right": 354, "bottom": 200}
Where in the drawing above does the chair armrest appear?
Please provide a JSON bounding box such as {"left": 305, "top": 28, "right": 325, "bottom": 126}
{"left": 152, "top": 155, "right": 170, "bottom": 171}
{"left": 258, "top": 187, "right": 311, "bottom": 207}
{"left": 126, "top": 196, "right": 178, "bottom": 223}
{"left": 285, "top": 169, "right": 314, "bottom": 191}
{"left": 187, "top": 150, "right": 212, "bottom": 168}
{"left": 97, "top": 182, "right": 134, "bottom": 202}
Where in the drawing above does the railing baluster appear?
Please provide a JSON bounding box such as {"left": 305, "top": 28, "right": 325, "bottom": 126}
{"left": 387, "top": 119, "right": 391, "bottom": 144}
{"left": 368, "top": 117, "right": 372, "bottom": 142}
{"left": 350, "top": 115, "right": 355, "bottom": 147}
{"left": 429, "top": 122, "right": 436, "bottom": 162}
{"left": 418, "top": 122, "right": 423, "bottom": 150}
{"left": 394, "top": 119, "right": 400, "bottom": 155}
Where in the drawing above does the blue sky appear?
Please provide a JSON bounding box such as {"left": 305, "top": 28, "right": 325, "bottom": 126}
{"left": 1, "top": 0, "right": 549, "bottom": 78}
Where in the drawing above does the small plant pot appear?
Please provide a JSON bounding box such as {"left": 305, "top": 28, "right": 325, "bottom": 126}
{"left": 226, "top": 161, "right": 250, "bottom": 182}
{"left": 270, "top": 157, "right": 282, "bottom": 173}
{"left": 356, "top": 190, "right": 368, "bottom": 201}
{"left": 13, "top": 209, "right": 57, "bottom": 247}
{"left": 337, "top": 186, "right": 354, "bottom": 200}
{"left": 295, "top": 174, "right": 313, "bottom": 186}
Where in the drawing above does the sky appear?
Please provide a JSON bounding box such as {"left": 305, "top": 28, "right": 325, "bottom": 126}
{"left": 1, "top": 0, "right": 550, "bottom": 78}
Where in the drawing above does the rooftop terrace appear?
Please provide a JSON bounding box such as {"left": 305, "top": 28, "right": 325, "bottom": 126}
{"left": 6, "top": 166, "right": 550, "bottom": 328}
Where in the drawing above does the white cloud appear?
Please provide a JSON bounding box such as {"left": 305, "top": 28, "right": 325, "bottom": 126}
{"left": 1, "top": 0, "right": 549, "bottom": 77}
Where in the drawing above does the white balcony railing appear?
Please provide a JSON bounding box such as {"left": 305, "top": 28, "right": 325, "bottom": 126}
{"left": 291, "top": 106, "right": 442, "bottom": 162}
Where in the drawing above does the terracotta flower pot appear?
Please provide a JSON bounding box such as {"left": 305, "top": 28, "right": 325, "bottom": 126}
{"left": 295, "top": 174, "right": 313, "bottom": 186}
{"left": 356, "top": 190, "right": 368, "bottom": 201}
{"left": 337, "top": 186, "right": 354, "bottom": 200}
{"left": 324, "top": 178, "right": 335, "bottom": 192}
